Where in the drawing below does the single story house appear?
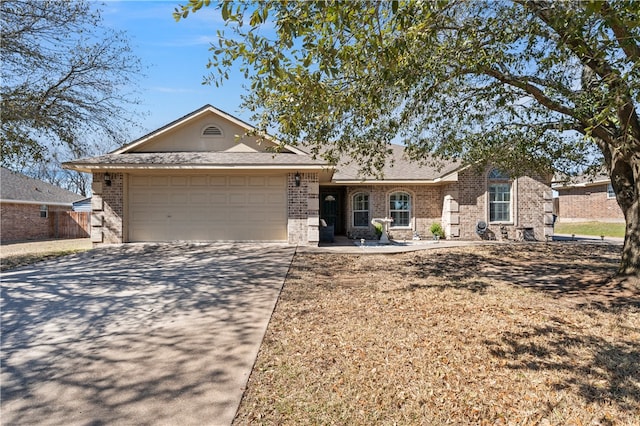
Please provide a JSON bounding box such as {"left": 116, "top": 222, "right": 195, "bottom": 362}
{"left": 63, "top": 105, "right": 554, "bottom": 246}
{"left": 552, "top": 174, "right": 624, "bottom": 223}
{"left": 1, "top": 167, "right": 89, "bottom": 242}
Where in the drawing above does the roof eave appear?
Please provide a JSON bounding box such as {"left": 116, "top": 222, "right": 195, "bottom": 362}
{"left": 63, "top": 163, "right": 329, "bottom": 173}
{"left": 552, "top": 179, "right": 610, "bottom": 189}
{"left": 331, "top": 177, "right": 458, "bottom": 185}
{"left": 0, "top": 199, "right": 75, "bottom": 207}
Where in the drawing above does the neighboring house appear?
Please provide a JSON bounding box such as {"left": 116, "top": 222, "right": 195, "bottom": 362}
{"left": 1, "top": 168, "right": 89, "bottom": 242}
{"left": 63, "top": 105, "right": 554, "bottom": 246}
{"left": 72, "top": 197, "right": 93, "bottom": 212}
{"left": 553, "top": 174, "right": 624, "bottom": 223}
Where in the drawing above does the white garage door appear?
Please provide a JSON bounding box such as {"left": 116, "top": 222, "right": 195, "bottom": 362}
{"left": 128, "top": 174, "right": 287, "bottom": 242}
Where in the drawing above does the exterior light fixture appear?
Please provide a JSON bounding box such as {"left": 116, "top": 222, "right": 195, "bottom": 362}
{"left": 104, "top": 172, "right": 112, "bottom": 186}
{"left": 295, "top": 172, "right": 301, "bottom": 187}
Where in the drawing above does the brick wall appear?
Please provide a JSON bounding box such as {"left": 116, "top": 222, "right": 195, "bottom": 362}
{"left": 340, "top": 171, "right": 549, "bottom": 242}
{"left": 343, "top": 185, "right": 445, "bottom": 240}
{"left": 1, "top": 202, "right": 73, "bottom": 242}
{"left": 91, "top": 172, "right": 124, "bottom": 244}
{"left": 287, "top": 172, "right": 319, "bottom": 245}
{"left": 453, "top": 168, "right": 486, "bottom": 240}
{"left": 455, "top": 167, "right": 551, "bottom": 240}
{"left": 556, "top": 184, "right": 624, "bottom": 222}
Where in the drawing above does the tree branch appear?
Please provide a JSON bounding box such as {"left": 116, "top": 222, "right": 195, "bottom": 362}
{"left": 523, "top": 0, "right": 640, "bottom": 147}
{"left": 483, "top": 67, "right": 577, "bottom": 118}
{"left": 600, "top": 1, "right": 640, "bottom": 63}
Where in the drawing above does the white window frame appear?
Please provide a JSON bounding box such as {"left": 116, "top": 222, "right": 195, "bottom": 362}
{"left": 607, "top": 183, "right": 616, "bottom": 199}
{"left": 352, "top": 193, "right": 370, "bottom": 228}
{"left": 40, "top": 205, "right": 48, "bottom": 218}
{"left": 389, "top": 191, "right": 411, "bottom": 228}
{"left": 488, "top": 169, "right": 512, "bottom": 223}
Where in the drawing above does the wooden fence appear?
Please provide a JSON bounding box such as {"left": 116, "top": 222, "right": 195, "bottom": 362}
{"left": 52, "top": 211, "right": 90, "bottom": 239}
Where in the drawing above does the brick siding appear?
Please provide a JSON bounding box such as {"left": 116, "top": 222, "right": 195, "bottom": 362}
{"left": 556, "top": 184, "right": 624, "bottom": 222}
{"left": 91, "top": 172, "right": 124, "bottom": 244}
{"left": 86, "top": 168, "right": 550, "bottom": 246}
{"left": 344, "top": 185, "right": 445, "bottom": 240}
{"left": 455, "top": 168, "right": 550, "bottom": 241}
{"left": 339, "top": 167, "right": 550, "bottom": 242}
{"left": 1, "top": 202, "right": 73, "bottom": 242}
{"left": 287, "top": 172, "right": 319, "bottom": 244}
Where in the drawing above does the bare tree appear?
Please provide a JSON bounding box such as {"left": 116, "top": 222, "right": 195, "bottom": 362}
{"left": 1, "top": 0, "right": 144, "bottom": 180}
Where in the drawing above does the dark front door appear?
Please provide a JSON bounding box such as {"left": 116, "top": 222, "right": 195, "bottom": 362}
{"left": 320, "top": 188, "right": 345, "bottom": 235}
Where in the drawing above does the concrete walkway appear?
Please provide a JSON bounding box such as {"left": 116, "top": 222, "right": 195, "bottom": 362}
{"left": 1, "top": 243, "right": 295, "bottom": 426}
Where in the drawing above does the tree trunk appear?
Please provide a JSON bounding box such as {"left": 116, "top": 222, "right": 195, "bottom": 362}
{"left": 610, "top": 154, "right": 640, "bottom": 276}
{"left": 620, "top": 195, "right": 640, "bottom": 276}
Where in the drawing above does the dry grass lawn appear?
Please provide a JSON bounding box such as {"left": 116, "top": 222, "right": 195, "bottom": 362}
{"left": 0, "top": 238, "right": 91, "bottom": 271}
{"left": 235, "top": 243, "right": 640, "bottom": 425}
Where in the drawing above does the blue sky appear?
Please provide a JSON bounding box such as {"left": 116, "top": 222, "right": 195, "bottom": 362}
{"left": 99, "top": 0, "right": 252, "bottom": 139}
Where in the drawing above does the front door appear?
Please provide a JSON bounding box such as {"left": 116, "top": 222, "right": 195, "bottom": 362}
{"left": 320, "top": 188, "right": 345, "bottom": 235}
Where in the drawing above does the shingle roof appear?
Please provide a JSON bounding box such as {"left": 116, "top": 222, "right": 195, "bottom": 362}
{"left": 64, "top": 151, "right": 328, "bottom": 171}
{"left": 1, "top": 168, "right": 84, "bottom": 204}
{"left": 552, "top": 170, "right": 610, "bottom": 188}
{"left": 332, "top": 144, "right": 461, "bottom": 182}
{"left": 64, "top": 145, "right": 463, "bottom": 183}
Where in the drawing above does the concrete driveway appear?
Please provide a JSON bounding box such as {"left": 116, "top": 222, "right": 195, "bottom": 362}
{"left": 1, "top": 243, "right": 295, "bottom": 426}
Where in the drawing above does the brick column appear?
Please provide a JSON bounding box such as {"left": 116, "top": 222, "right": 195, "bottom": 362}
{"left": 91, "top": 172, "right": 124, "bottom": 245}
{"left": 287, "top": 172, "right": 319, "bottom": 245}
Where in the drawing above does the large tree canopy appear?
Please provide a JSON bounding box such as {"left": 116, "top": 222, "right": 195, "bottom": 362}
{"left": 1, "top": 0, "right": 143, "bottom": 193}
{"left": 175, "top": 0, "right": 640, "bottom": 275}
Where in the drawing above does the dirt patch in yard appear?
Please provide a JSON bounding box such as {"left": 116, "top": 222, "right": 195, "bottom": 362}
{"left": 235, "top": 243, "right": 639, "bottom": 425}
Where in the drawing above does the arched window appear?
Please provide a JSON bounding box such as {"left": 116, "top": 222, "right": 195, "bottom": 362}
{"left": 389, "top": 192, "right": 411, "bottom": 227}
{"left": 352, "top": 193, "right": 370, "bottom": 227}
{"left": 488, "top": 168, "right": 511, "bottom": 222}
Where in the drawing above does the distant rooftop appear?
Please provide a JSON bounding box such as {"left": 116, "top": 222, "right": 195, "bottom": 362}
{"left": 1, "top": 168, "right": 83, "bottom": 205}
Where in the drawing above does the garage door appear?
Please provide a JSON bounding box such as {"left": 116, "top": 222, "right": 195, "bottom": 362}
{"left": 128, "top": 174, "right": 287, "bottom": 242}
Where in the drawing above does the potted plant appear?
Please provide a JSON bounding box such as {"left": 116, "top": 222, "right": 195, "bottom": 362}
{"left": 430, "top": 222, "right": 445, "bottom": 240}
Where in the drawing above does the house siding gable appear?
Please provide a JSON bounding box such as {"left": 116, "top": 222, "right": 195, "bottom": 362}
{"left": 128, "top": 114, "right": 280, "bottom": 154}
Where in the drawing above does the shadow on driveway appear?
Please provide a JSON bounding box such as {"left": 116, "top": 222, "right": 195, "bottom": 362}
{"left": 1, "top": 243, "right": 295, "bottom": 426}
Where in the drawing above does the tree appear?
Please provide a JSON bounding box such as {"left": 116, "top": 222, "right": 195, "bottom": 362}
{"left": 1, "top": 0, "right": 143, "bottom": 191}
{"left": 175, "top": 0, "right": 640, "bottom": 275}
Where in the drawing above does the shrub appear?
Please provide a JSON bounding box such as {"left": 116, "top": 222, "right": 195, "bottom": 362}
{"left": 373, "top": 222, "right": 383, "bottom": 239}
{"left": 430, "top": 222, "right": 445, "bottom": 239}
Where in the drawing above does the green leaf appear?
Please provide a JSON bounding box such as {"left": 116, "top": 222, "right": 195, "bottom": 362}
{"left": 221, "top": 2, "right": 229, "bottom": 21}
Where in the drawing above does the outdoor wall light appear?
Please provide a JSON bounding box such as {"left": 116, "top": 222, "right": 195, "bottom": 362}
{"left": 295, "top": 172, "right": 301, "bottom": 187}
{"left": 104, "top": 172, "right": 112, "bottom": 186}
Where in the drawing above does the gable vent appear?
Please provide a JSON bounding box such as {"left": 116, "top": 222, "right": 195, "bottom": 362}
{"left": 202, "top": 125, "right": 223, "bottom": 137}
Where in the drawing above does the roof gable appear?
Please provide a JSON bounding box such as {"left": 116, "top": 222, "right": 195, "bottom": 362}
{"left": 115, "top": 105, "right": 307, "bottom": 155}
{"left": 0, "top": 168, "right": 83, "bottom": 205}
{"left": 64, "top": 106, "right": 459, "bottom": 183}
